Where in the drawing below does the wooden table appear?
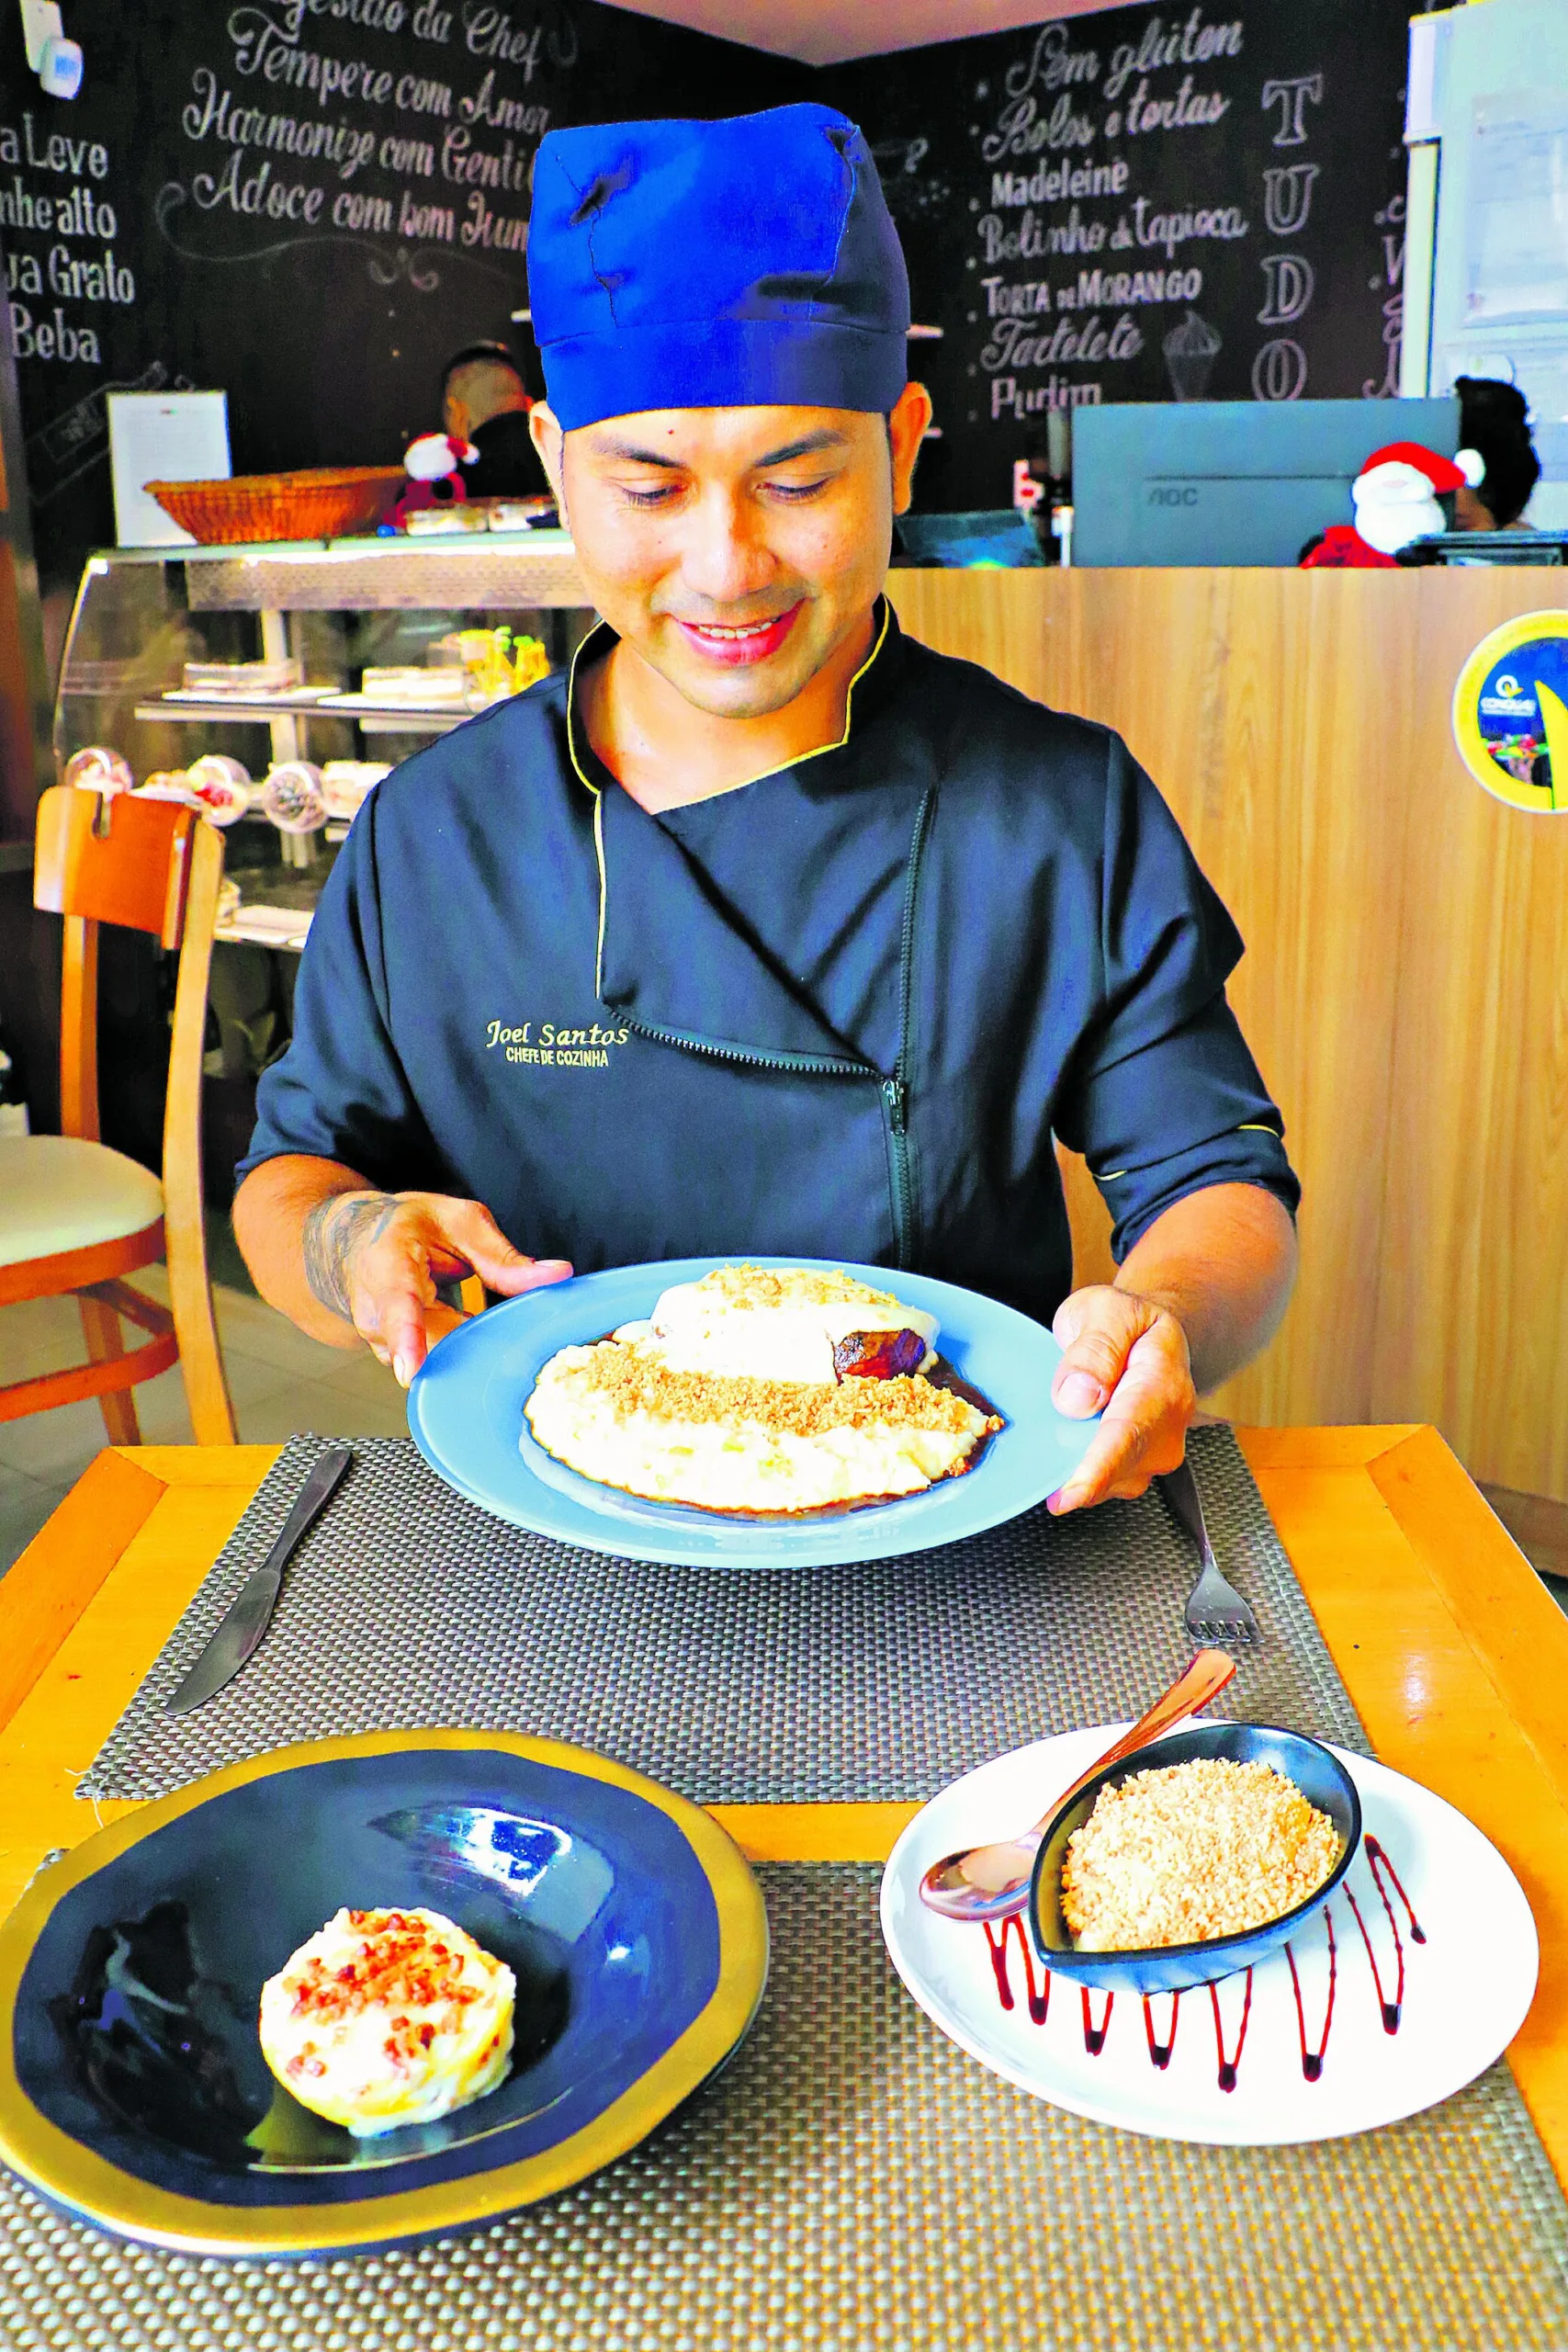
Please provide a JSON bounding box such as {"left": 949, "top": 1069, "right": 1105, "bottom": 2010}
{"left": 3, "top": 1425, "right": 1567, "bottom": 2190}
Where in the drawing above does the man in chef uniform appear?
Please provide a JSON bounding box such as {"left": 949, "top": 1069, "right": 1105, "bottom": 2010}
{"left": 234, "top": 104, "right": 1299, "bottom": 1517}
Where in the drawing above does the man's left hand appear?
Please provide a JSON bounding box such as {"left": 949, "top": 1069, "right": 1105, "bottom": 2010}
{"left": 1046, "top": 1284, "right": 1196, "bottom": 1514}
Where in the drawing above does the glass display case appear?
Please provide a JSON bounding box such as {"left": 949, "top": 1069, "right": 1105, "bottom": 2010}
{"left": 53, "top": 532, "right": 598, "bottom": 947}
{"left": 52, "top": 532, "right": 598, "bottom": 1194}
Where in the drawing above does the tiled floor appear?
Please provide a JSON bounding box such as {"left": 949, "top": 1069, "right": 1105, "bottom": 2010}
{"left": 0, "top": 1267, "right": 409, "bottom": 1576}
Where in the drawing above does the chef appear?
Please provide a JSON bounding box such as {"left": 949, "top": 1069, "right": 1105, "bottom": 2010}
{"left": 234, "top": 103, "right": 1299, "bottom": 1516}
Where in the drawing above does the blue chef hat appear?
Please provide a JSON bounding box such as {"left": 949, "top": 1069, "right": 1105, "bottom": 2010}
{"left": 527, "top": 104, "right": 911, "bottom": 430}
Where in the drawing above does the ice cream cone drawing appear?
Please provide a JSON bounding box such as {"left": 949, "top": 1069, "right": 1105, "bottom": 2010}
{"left": 1163, "top": 311, "right": 1223, "bottom": 401}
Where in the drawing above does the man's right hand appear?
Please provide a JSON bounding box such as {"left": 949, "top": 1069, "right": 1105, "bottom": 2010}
{"left": 299, "top": 1190, "right": 572, "bottom": 1385}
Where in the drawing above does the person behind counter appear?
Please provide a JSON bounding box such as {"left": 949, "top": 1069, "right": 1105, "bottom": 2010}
{"left": 1452, "top": 376, "right": 1541, "bottom": 531}
{"left": 439, "top": 340, "right": 541, "bottom": 498}
{"left": 232, "top": 104, "right": 1300, "bottom": 1517}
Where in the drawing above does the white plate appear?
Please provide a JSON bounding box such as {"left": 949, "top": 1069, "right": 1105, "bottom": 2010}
{"left": 881, "top": 1727, "right": 1539, "bottom": 2145}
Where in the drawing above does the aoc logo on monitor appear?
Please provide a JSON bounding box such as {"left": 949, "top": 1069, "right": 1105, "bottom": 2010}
{"left": 1452, "top": 614, "right": 1568, "bottom": 815}
{"left": 1147, "top": 484, "right": 1200, "bottom": 506}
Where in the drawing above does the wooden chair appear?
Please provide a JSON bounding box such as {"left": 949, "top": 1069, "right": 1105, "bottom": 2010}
{"left": 0, "top": 786, "right": 236, "bottom": 1444}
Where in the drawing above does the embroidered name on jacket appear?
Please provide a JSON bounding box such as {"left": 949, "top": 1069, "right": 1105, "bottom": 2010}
{"left": 485, "top": 1017, "right": 631, "bottom": 1069}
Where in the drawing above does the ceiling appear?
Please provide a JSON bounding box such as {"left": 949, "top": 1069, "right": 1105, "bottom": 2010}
{"left": 609, "top": 0, "right": 1115, "bottom": 66}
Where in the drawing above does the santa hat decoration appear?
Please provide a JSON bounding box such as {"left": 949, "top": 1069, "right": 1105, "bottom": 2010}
{"left": 403, "top": 432, "right": 479, "bottom": 482}
{"left": 1353, "top": 441, "right": 1485, "bottom": 501}
{"left": 1349, "top": 440, "right": 1486, "bottom": 555}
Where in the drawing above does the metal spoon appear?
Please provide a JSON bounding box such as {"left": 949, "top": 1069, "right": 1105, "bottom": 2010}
{"left": 917, "top": 1647, "right": 1238, "bottom": 1923}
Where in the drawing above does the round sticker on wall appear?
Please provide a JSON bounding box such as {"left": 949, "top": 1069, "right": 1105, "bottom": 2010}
{"left": 1452, "top": 612, "right": 1568, "bottom": 814}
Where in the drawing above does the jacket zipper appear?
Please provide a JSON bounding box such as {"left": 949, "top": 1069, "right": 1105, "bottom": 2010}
{"left": 883, "top": 788, "right": 934, "bottom": 1268}
{"left": 617, "top": 1017, "right": 870, "bottom": 1089}
{"left": 615, "top": 786, "right": 935, "bottom": 1270}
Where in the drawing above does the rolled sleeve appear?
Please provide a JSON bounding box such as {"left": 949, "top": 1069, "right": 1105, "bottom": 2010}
{"left": 235, "top": 800, "right": 442, "bottom": 1193}
{"left": 1053, "top": 742, "right": 1301, "bottom": 1260}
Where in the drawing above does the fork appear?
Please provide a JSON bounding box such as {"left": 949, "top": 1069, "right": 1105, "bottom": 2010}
{"left": 1161, "top": 1454, "right": 1259, "bottom": 1646}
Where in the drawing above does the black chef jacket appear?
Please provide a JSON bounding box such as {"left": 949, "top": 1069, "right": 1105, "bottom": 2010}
{"left": 241, "top": 604, "right": 1298, "bottom": 1324}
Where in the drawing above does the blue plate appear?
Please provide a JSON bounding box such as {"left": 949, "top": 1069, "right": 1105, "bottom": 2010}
{"left": 408, "top": 1256, "right": 1100, "bottom": 1567}
{"left": 0, "top": 1732, "right": 768, "bottom": 2256}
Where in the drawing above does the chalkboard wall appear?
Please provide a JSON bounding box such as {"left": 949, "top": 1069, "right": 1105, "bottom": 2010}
{"left": 2, "top": 0, "right": 1411, "bottom": 585}
{"left": 838, "top": 0, "right": 1413, "bottom": 509}
{"left": 0, "top": 1, "right": 804, "bottom": 590}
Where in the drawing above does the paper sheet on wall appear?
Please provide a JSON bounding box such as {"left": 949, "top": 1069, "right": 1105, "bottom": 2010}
{"left": 1465, "top": 93, "right": 1568, "bottom": 323}
{"left": 107, "top": 391, "right": 231, "bottom": 548}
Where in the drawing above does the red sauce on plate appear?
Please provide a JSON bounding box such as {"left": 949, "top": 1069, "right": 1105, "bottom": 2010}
{"left": 1286, "top": 1907, "right": 1337, "bottom": 2080}
{"left": 977, "top": 1835, "right": 1424, "bottom": 2091}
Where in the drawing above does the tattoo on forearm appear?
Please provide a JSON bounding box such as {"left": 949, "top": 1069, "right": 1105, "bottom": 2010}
{"left": 301, "top": 1193, "right": 401, "bottom": 1321}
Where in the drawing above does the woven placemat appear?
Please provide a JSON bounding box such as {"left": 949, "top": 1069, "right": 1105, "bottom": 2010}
{"left": 2, "top": 1869, "right": 1564, "bottom": 2349}
{"left": 30, "top": 1426, "right": 1568, "bottom": 2341}
{"left": 85, "top": 1424, "right": 1365, "bottom": 1801}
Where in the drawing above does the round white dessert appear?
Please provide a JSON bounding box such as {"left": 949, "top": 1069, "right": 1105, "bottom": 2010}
{"left": 258, "top": 1905, "right": 515, "bottom": 2137}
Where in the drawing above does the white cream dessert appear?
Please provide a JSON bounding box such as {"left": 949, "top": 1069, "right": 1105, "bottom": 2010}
{"left": 613, "top": 1261, "right": 940, "bottom": 1383}
{"left": 525, "top": 1264, "right": 1000, "bottom": 1515}
{"left": 258, "top": 1906, "right": 514, "bottom": 2137}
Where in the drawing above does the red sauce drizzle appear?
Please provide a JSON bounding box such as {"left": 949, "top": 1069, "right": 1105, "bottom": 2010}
{"left": 1080, "top": 1987, "right": 1114, "bottom": 2054}
{"left": 1285, "top": 1906, "right": 1337, "bottom": 2082}
{"left": 1346, "top": 1883, "right": 1406, "bottom": 2031}
{"left": 1365, "top": 1835, "right": 1426, "bottom": 1943}
{"left": 982, "top": 1914, "right": 1050, "bottom": 2024}
{"left": 1142, "top": 1992, "right": 1180, "bottom": 2070}
{"left": 983, "top": 1919, "right": 1015, "bottom": 2011}
{"left": 976, "top": 1834, "right": 1428, "bottom": 2086}
{"left": 1207, "top": 1969, "right": 1254, "bottom": 2092}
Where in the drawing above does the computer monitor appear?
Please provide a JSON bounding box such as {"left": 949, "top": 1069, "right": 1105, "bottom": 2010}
{"left": 1072, "top": 399, "right": 1461, "bottom": 567}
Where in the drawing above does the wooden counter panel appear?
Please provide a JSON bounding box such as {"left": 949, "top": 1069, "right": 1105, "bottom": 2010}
{"left": 887, "top": 570, "right": 1568, "bottom": 1497}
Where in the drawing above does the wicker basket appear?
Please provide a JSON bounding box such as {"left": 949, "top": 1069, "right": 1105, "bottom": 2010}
{"left": 145, "top": 468, "right": 406, "bottom": 547}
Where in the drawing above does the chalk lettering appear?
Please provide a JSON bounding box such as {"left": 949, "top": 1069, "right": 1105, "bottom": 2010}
{"left": 1132, "top": 197, "right": 1249, "bottom": 257}
{"left": 228, "top": 14, "right": 397, "bottom": 107}
{"left": 393, "top": 72, "right": 452, "bottom": 113}
{"left": 990, "top": 373, "right": 1102, "bottom": 421}
{"left": 1002, "top": 22, "right": 1101, "bottom": 101}
{"left": 459, "top": 187, "right": 528, "bottom": 248}
{"left": 990, "top": 159, "right": 1128, "bottom": 206}
{"left": 47, "top": 243, "right": 135, "bottom": 302}
{"left": 189, "top": 150, "right": 326, "bottom": 220}
{"left": 441, "top": 122, "right": 532, "bottom": 190}
{"left": 0, "top": 178, "right": 117, "bottom": 237}
{"left": 1122, "top": 74, "right": 1230, "bottom": 132}
{"left": 8, "top": 301, "right": 102, "bottom": 363}
{"left": 462, "top": 7, "right": 545, "bottom": 77}
{"left": 398, "top": 189, "right": 454, "bottom": 237}
{"left": 379, "top": 132, "right": 434, "bottom": 173}
{"left": 978, "top": 204, "right": 1108, "bottom": 264}
{"left": 980, "top": 90, "right": 1095, "bottom": 163}
{"left": 1104, "top": 9, "right": 1243, "bottom": 101}
{"left": 1260, "top": 74, "right": 1323, "bottom": 148}
{"left": 20, "top": 112, "right": 109, "bottom": 178}
{"left": 1064, "top": 264, "right": 1202, "bottom": 309}
{"left": 333, "top": 187, "right": 393, "bottom": 230}
{"left": 1257, "top": 253, "right": 1314, "bottom": 326}
{"left": 981, "top": 310, "right": 1144, "bottom": 370}
{"left": 1252, "top": 336, "right": 1307, "bottom": 399}
{"left": 182, "top": 71, "right": 378, "bottom": 180}
{"left": 1262, "top": 162, "right": 1319, "bottom": 236}
{"left": 458, "top": 67, "right": 549, "bottom": 132}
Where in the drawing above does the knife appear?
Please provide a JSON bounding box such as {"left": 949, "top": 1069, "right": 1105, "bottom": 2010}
{"left": 164, "top": 1446, "right": 355, "bottom": 1715}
